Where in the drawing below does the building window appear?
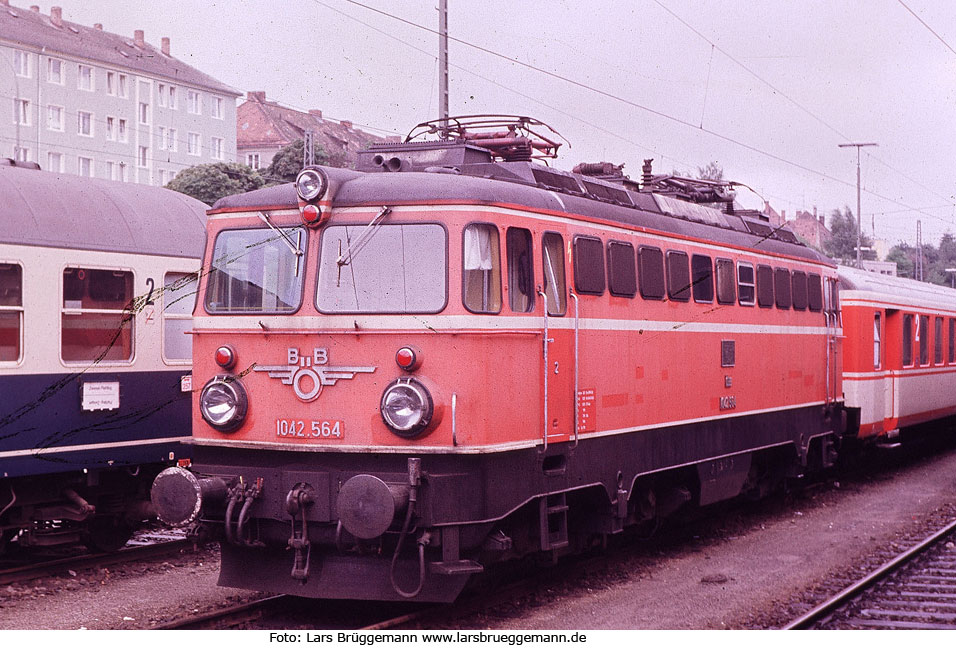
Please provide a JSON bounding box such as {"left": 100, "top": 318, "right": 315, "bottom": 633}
{"left": 162, "top": 272, "right": 198, "bottom": 362}
{"left": 46, "top": 105, "right": 63, "bottom": 131}
{"left": 13, "top": 147, "right": 29, "bottom": 163}
{"left": 605, "top": 240, "right": 636, "bottom": 298}
{"left": 210, "top": 137, "right": 223, "bottom": 160}
{"left": 507, "top": 227, "right": 534, "bottom": 313}
{"left": 118, "top": 118, "right": 127, "bottom": 142}
{"left": 47, "top": 58, "right": 63, "bottom": 84}
{"left": 77, "top": 156, "right": 93, "bottom": 177}
{"left": 573, "top": 235, "right": 605, "bottom": 295}
{"left": 168, "top": 86, "right": 177, "bottom": 109}
{"left": 61, "top": 268, "right": 133, "bottom": 363}
{"left": 187, "top": 90, "right": 201, "bottom": 114}
{"left": 138, "top": 102, "right": 149, "bottom": 124}
{"left": 12, "top": 98, "right": 29, "bottom": 125}
{"left": 211, "top": 96, "right": 223, "bottom": 119}
{"left": 167, "top": 128, "right": 177, "bottom": 151}
{"left": 187, "top": 132, "right": 201, "bottom": 155}
{"left": 462, "top": 223, "right": 501, "bottom": 314}
{"left": 13, "top": 50, "right": 30, "bottom": 77}
{"left": 138, "top": 146, "right": 148, "bottom": 168}
{"left": 77, "top": 111, "right": 93, "bottom": 136}
{"left": 107, "top": 161, "right": 126, "bottom": 182}
{"left": 246, "top": 152, "right": 260, "bottom": 169}
{"left": 158, "top": 126, "right": 166, "bottom": 149}
{"left": 47, "top": 151, "right": 63, "bottom": 172}
{"left": 158, "top": 83, "right": 167, "bottom": 107}
{"left": 108, "top": 72, "right": 128, "bottom": 98}
{"left": 77, "top": 64, "right": 94, "bottom": 91}
{"left": 691, "top": 254, "right": 714, "bottom": 303}
{"left": 0, "top": 264, "right": 23, "bottom": 362}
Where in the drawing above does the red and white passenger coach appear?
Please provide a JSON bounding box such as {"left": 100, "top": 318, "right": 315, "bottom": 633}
{"left": 153, "top": 116, "right": 848, "bottom": 601}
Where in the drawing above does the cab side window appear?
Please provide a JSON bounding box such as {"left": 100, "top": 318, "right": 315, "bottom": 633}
{"left": 507, "top": 227, "right": 535, "bottom": 313}
{"left": 463, "top": 223, "right": 502, "bottom": 314}
{"left": 0, "top": 264, "right": 22, "bottom": 362}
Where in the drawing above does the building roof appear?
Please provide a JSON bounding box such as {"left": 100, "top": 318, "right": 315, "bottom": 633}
{"left": 237, "top": 91, "right": 380, "bottom": 166}
{"left": 0, "top": 3, "right": 239, "bottom": 95}
{"left": 0, "top": 163, "right": 208, "bottom": 258}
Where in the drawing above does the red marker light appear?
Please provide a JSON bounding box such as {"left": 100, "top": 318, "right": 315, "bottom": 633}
{"left": 395, "top": 346, "right": 422, "bottom": 372}
{"left": 300, "top": 203, "right": 325, "bottom": 227}
{"left": 215, "top": 345, "right": 236, "bottom": 369}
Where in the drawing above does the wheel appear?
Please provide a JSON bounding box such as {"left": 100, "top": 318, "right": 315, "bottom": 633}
{"left": 83, "top": 516, "right": 133, "bottom": 553}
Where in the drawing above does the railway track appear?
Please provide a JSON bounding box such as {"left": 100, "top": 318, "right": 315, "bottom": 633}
{"left": 0, "top": 535, "right": 191, "bottom": 586}
{"left": 784, "top": 518, "right": 956, "bottom": 629}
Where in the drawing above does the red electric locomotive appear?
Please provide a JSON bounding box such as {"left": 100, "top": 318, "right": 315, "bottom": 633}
{"left": 152, "top": 116, "right": 845, "bottom": 601}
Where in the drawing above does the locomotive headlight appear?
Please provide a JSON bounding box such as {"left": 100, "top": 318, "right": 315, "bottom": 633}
{"left": 199, "top": 375, "right": 248, "bottom": 432}
{"left": 295, "top": 167, "right": 328, "bottom": 203}
{"left": 380, "top": 377, "right": 434, "bottom": 438}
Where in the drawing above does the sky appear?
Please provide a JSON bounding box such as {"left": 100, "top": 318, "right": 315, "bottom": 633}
{"left": 26, "top": 0, "right": 956, "bottom": 248}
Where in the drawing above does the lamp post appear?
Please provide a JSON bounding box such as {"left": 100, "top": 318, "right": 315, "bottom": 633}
{"left": 838, "top": 142, "right": 878, "bottom": 268}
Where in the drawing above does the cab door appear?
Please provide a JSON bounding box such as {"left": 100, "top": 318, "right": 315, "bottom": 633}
{"left": 539, "top": 231, "right": 575, "bottom": 447}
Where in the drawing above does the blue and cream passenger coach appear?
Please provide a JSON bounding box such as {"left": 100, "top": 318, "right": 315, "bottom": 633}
{"left": 0, "top": 162, "right": 206, "bottom": 552}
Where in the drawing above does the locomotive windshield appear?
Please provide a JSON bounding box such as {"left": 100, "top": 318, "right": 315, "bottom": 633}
{"left": 316, "top": 224, "right": 446, "bottom": 313}
{"left": 204, "top": 227, "right": 306, "bottom": 313}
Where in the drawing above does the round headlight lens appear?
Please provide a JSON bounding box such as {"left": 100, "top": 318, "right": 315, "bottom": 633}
{"left": 200, "top": 376, "right": 248, "bottom": 432}
{"left": 381, "top": 378, "right": 433, "bottom": 438}
{"left": 295, "top": 167, "right": 328, "bottom": 202}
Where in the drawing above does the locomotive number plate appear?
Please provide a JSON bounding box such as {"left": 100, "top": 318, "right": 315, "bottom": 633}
{"left": 275, "top": 419, "right": 343, "bottom": 439}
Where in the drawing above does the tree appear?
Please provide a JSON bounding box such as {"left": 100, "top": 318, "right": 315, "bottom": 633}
{"left": 165, "top": 162, "right": 265, "bottom": 206}
{"left": 697, "top": 161, "right": 724, "bottom": 182}
{"left": 264, "top": 139, "right": 345, "bottom": 183}
{"left": 824, "top": 206, "right": 876, "bottom": 263}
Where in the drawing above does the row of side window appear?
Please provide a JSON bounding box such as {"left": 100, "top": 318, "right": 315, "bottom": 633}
{"left": 460, "top": 225, "right": 825, "bottom": 315}
{"left": 0, "top": 263, "right": 194, "bottom": 364}
{"left": 899, "top": 313, "right": 956, "bottom": 368}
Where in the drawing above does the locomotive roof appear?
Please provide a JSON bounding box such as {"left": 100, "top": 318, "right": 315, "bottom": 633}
{"left": 0, "top": 164, "right": 208, "bottom": 258}
{"left": 212, "top": 161, "right": 830, "bottom": 266}
{"left": 838, "top": 265, "right": 956, "bottom": 310}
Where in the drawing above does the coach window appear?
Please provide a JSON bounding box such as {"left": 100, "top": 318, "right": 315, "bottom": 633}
{"left": 902, "top": 314, "right": 914, "bottom": 367}
{"left": 609, "top": 241, "right": 638, "bottom": 298}
{"left": 462, "top": 223, "right": 501, "bottom": 314}
{"left": 756, "top": 264, "right": 774, "bottom": 308}
{"left": 62, "top": 268, "right": 134, "bottom": 363}
{"left": 807, "top": 274, "right": 823, "bottom": 312}
{"left": 542, "top": 232, "right": 566, "bottom": 316}
{"left": 774, "top": 268, "right": 792, "bottom": 309}
{"left": 737, "top": 262, "right": 755, "bottom": 306}
{"left": 873, "top": 313, "right": 881, "bottom": 369}
{"left": 950, "top": 319, "right": 955, "bottom": 364}
{"left": 317, "top": 224, "right": 445, "bottom": 313}
{"left": 507, "top": 227, "right": 534, "bottom": 313}
{"left": 638, "top": 246, "right": 664, "bottom": 300}
{"left": 791, "top": 271, "right": 808, "bottom": 311}
{"left": 691, "top": 254, "right": 714, "bottom": 303}
{"left": 572, "top": 236, "right": 605, "bottom": 295}
{"left": 715, "top": 258, "right": 735, "bottom": 305}
{"left": 935, "top": 317, "right": 944, "bottom": 365}
{"left": 208, "top": 227, "right": 306, "bottom": 313}
{"left": 0, "top": 264, "right": 22, "bottom": 362}
{"left": 162, "top": 272, "right": 198, "bottom": 362}
{"left": 919, "top": 315, "right": 930, "bottom": 365}
{"left": 666, "top": 251, "right": 690, "bottom": 302}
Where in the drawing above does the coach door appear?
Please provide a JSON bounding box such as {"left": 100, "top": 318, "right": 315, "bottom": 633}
{"left": 539, "top": 232, "right": 575, "bottom": 448}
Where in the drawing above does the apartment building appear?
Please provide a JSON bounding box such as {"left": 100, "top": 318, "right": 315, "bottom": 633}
{"left": 0, "top": 3, "right": 239, "bottom": 185}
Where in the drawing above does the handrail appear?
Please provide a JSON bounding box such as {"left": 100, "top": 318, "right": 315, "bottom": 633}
{"left": 538, "top": 289, "right": 552, "bottom": 451}
{"left": 570, "top": 291, "right": 580, "bottom": 449}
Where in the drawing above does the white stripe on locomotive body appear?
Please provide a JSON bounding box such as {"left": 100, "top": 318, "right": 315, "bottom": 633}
{"left": 193, "top": 314, "right": 838, "bottom": 337}
{"left": 0, "top": 436, "right": 192, "bottom": 460}
{"left": 0, "top": 242, "right": 199, "bottom": 376}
